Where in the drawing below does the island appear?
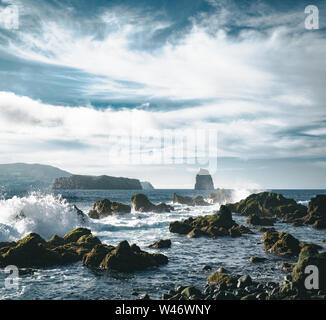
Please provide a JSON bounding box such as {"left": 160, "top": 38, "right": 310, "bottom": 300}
{"left": 53, "top": 175, "right": 142, "bottom": 190}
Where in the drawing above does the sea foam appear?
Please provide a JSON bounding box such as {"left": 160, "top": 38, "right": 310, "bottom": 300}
{"left": 0, "top": 192, "right": 86, "bottom": 241}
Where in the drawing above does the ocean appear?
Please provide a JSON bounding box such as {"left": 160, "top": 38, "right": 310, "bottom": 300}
{"left": 0, "top": 188, "right": 325, "bottom": 300}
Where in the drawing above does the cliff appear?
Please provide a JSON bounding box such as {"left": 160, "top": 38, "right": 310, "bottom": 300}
{"left": 53, "top": 175, "right": 142, "bottom": 190}
{"left": 140, "top": 181, "right": 155, "bottom": 190}
{"left": 194, "top": 169, "right": 214, "bottom": 190}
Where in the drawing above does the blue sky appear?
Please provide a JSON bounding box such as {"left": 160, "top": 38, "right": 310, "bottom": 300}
{"left": 0, "top": 0, "right": 326, "bottom": 188}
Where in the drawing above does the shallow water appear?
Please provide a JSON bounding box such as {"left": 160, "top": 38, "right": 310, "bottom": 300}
{"left": 0, "top": 189, "right": 325, "bottom": 300}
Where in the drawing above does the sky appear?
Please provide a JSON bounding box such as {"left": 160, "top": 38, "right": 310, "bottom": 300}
{"left": 0, "top": 0, "right": 326, "bottom": 189}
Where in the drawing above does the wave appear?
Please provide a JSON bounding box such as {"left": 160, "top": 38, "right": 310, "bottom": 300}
{"left": 0, "top": 192, "right": 87, "bottom": 241}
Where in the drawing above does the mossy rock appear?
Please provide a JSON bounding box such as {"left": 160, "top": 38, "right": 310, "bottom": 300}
{"left": 48, "top": 235, "right": 65, "bottom": 246}
{"left": 207, "top": 272, "right": 240, "bottom": 289}
{"left": 76, "top": 234, "right": 101, "bottom": 247}
{"left": 83, "top": 240, "right": 168, "bottom": 272}
{"left": 262, "top": 231, "right": 301, "bottom": 257}
{"left": 63, "top": 228, "right": 92, "bottom": 243}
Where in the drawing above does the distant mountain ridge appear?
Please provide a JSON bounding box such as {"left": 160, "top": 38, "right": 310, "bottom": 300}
{"left": 53, "top": 175, "right": 142, "bottom": 190}
{"left": 0, "top": 163, "right": 71, "bottom": 190}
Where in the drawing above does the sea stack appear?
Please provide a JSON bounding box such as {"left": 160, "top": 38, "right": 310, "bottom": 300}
{"left": 194, "top": 168, "right": 214, "bottom": 190}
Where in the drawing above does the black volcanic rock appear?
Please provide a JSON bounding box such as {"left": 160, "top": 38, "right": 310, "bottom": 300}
{"left": 131, "top": 194, "right": 173, "bottom": 213}
{"left": 302, "top": 195, "right": 326, "bottom": 229}
{"left": 225, "top": 192, "right": 307, "bottom": 220}
{"left": 194, "top": 169, "right": 214, "bottom": 190}
{"left": 169, "top": 205, "right": 253, "bottom": 238}
{"left": 53, "top": 175, "right": 142, "bottom": 190}
{"left": 82, "top": 241, "right": 168, "bottom": 272}
{"left": 88, "top": 199, "right": 131, "bottom": 219}
{"left": 173, "top": 193, "right": 211, "bottom": 206}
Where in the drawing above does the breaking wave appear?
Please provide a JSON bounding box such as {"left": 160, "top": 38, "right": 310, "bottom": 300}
{"left": 0, "top": 192, "right": 87, "bottom": 241}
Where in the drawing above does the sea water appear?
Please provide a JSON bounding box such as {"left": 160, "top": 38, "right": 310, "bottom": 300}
{"left": 0, "top": 189, "right": 325, "bottom": 300}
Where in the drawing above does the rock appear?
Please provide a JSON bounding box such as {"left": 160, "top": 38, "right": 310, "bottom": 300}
{"left": 237, "top": 275, "right": 252, "bottom": 288}
{"left": 170, "top": 205, "right": 251, "bottom": 239}
{"left": 217, "top": 267, "right": 228, "bottom": 273}
{"left": 208, "top": 189, "right": 233, "bottom": 204}
{"left": 0, "top": 228, "right": 108, "bottom": 269}
{"left": 187, "top": 228, "right": 208, "bottom": 238}
{"left": 131, "top": 194, "right": 173, "bottom": 213}
{"left": 240, "top": 294, "right": 257, "bottom": 300}
{"left": 203, "top": 265, "right": 212, "bottom": 271}
{"left": 169, "top": 221, "right": 193, "bottom": 234}
{"left": 194, "top": 169, "right": 214, "bottom": 190}
{"left": 262, "top": 230, "right": 301, "bottom": 257}
{"left": 181, "top": 286, "right": 202, "bottom": 299}
{"left": 76, "top": 234, "right": 101, "bottom": 248}
{"left": 257, "top": 227, "right": 276, "bottom": 232}
{"left": 0, "top": 230, "right": 91, "bottom": 268}
{"left": 193, "top": 196, "right": 211, "bottom": 206}
{"left": 173, "top": 194, "right": 193, "bottom": 205}
{"left": 148, "top": 239, "right": 171, "bottom": 249}
{"left": 207, "top": 272, "right": 240, "bottom": 289}
{"left": 246, "top": 214, "right": 275, "bottom": 226}
{"left": 175, "top": 286, "right": 187, "bottom": 293}
{"left": 72, "top": 205, "right": 87, "bottom": 223}
{"left": 229, "top": 226, "right": 242, "bottom": 238}
{"left": 280, "top": 262, "right": 295, "bottom": 272}
{"left": 63, "top": 228, "right": 92, "bottom": 243}
{"left": 249, "top": 256, "right": 267, "bottom": 263}
{"left": 48, "top": 235, "right": 65, "bottom": 246}
{"left": 139, "top": 294, "right": 150, "bottom": 300}
{"left": 225, "top": 192, "right": 307, "bottom": 220}
{"left": 302, "top": 195, "right": 326, "bottom": 228}
{"left": 173, "top": 193, "right": 210, "bottom": 206}
{"left": 81, "top": 244, "right": 114, "bottom": 268}
{"left": 82, "top": 240, "right": 168, "bottom": 272}
{"left": 88, "top": 199, "right": 131, "bottom": 219}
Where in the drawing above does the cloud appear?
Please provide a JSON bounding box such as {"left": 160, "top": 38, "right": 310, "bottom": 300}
{"left": 0, "top": 1, "right": 325, "bottom": 187}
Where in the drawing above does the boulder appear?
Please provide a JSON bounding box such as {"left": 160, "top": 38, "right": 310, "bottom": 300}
{"left": 301, "top": 195, "right": 326, "bottom": 229}
{"left": 173, "top": 193, "right": 210, "bottom": 206}
{"left": 207, "top": 272, "right": 240, "bottom": 289}
{"left": 169, "top": 205, "right": 252, "bottom": 239}
{"left": 131, "top": 194, "right": 173, "bottom": 213}
{"left": 63, "top": 228, "right": 91, "bottom": 243}
{"left": 148, "top": 239, "right": 171, "bottom": 249}
{"left": 169, "top": 221, "right": 193, "bottom": 234}
{"left": 0, "top": 233, "right": 62, "bottom": 268}
{"left": 246, "top": 214, "right": 275, "bottom": 226}
{"left": 280, "top": 262, "right": 295, "bottom": 272}
{"left": 262, "top": 230, "right": 301, "bottom": 257}
{"left": 82, "top": 240, "right": 168, "bottom": 272}
{"left": 88, "top": 198, "right": 131, "bottom": 219}
{"left": 237, "top": 275, "right": 252, "bottom": 288}
{"left": 225, "top": 192, "right": 307, "bottom": 220}
{"left": 249, "top": 256, "right": 267, "bottom": 263}
{"left": 181, "top": 286, "right": 203, "bottom": 299}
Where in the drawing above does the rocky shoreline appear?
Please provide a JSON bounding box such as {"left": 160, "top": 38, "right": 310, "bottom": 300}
{"left": 0, "top": 191, "right": 325, "bottom": 300}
